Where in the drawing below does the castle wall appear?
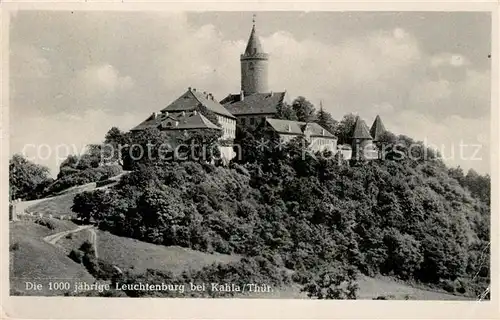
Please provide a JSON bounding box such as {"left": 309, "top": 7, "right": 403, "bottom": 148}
{"left": 309, "top": 137, "right": 338, "bottom": 153}
{"left": 217, "top": 115, "right": 236, "bottom": 140}
{"left": 352, "top": 139, "right": 378, "bottom": 160}
{"left": 219, "top": 146, "right": 236, "bottom": 163}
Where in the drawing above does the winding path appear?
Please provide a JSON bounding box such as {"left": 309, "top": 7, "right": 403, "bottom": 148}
{"left": 43, "top": 225, "right": 98, "bottom": 258}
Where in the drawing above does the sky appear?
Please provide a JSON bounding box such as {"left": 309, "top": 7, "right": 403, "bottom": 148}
{"left": 9, "top": 11, "right": 492, "bottom": 176}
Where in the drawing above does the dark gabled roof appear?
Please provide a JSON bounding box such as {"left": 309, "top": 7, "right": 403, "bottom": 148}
{"left": 351, "top": 116, "right": 372, "bottom": 139}
{"left": 220, "top": 92, "right": 286, "bottom": 115}
{"left": 265, "top": 119, "right": 336, "bottom": 138}
{"left": 161, "top": 89, "right": 235, "bottom": 119}
{"left": 370, "top": 115, "right": 387, "bottom": 141}
{"left": 131, "top": 110, "right": 221, "bottom": 132}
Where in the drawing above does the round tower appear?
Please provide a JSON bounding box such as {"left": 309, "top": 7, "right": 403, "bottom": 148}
{"left": 240, "top": 18, "right": 269, "bottom": 95}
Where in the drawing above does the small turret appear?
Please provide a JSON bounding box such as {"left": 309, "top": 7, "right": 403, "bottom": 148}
{"left": 351, "top": 116, "right": 374, "bottom": 160}
{"left": 370, "top": 115, "right": 387, "bottom": 142}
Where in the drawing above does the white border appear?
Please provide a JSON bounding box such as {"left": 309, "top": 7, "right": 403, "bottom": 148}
{"left": 1, "top": 1, "right": 498, "bottom": 319}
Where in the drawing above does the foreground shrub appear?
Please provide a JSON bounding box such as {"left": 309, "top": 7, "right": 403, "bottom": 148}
{"left": 301, "top": 262, "right": 358, "bottom": 299}
{"left": 68, "top": 249, "right": 83, "bottom": 264}
{"left": 34, "top": 218, "right": 56, "bottom": 230}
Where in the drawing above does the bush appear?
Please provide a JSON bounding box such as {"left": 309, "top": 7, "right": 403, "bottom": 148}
{"left": 97, "top": 164, "right": 123, "bottom": 177}
{"left": 82, "top": 253, "right": 99, "bottom": 276}
{"left": 97, "top": 259, "right": 120, "bottom": 281}
{"left": 442, "top": 279, "right": 456, "bottom": 293}
{"left": 45, "top": 165, "right": 123, "bottom": 196}
{"left": 96, "top": 179, "right": 115, "bottom": 188}
{"left": 34, "top": 217, "right": 56, "bottom": 230}
{"left": 9, "top": 242, "right": 20, "bottom": 251}
{"left": 79, "top": 240, "right": 94, "bottom": 255}
{"left": 68, "top": 249, "right": 83, "bottom": 263}
{"left": 301, "top": 262, "right": 358, "bottom": 299}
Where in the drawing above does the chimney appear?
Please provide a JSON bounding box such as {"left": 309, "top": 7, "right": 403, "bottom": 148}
{"left": 240, "top": 90, "right": 244, "bottom": 101}
{"left": 193, "top": 110, "right": 197, "bottom": 115}
{"left": 188, "top": 87, "right": 192, "bottom": 91}
{"left": 181, "top": 111, "right": 186, "bottom": 117}
{"left": 175, "top": 121, "right": 179, "bottom": 127}
{"left": 151, "top": 112, "right": 156, "bottom": 119}
{"left": 322, "top": 129, "right": 325, "bottom": 136}
{"left": 193, "top": 88, "right": 196, "bottom": 92}
{"left": 165, "top": 111, "right": 169, "bottom": 117}
{"left": 270, "top": 91, "right": 273, "bottom": 97}
{"left": 287, "top": 124, "right": 291, "bottom": 132}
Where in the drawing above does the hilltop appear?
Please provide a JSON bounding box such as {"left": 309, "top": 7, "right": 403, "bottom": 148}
{"left": 67, "top": 125, "right": 489, "bottom": 299}
{"left": 9, "top": 110, "right": 490, "bottom": 299}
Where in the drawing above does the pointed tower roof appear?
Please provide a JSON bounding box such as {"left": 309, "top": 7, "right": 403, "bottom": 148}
{"left": 242, "top": 17, "right": 266, "bottom": 57}
{"left": 351, "top": 116, "right": 372, "bottom": 140}
{"left": 370, "top": 115, "right": 387, "bottom": 141}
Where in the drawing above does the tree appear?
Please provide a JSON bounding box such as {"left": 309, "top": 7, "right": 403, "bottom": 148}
{"left": 122, "top": 128, "right": 172, "bottom": 169}
{"left": 9, "top": 154, "right": 52, "bottom": 200}
{"left": 275, "top": 102, "right": 298, "bottom": 121}
{"left": 382, "top": 229, "right": 423, "bottom": 279}
{"left": 463, "top": 169, "right": 490, "bottom": 204}
{"left": 448, "top": 166, "right": 465, "bottom": 186}
{"left": 291, "top": 97, "right": 316, "bottom": 122}
{"left": 102, "top": 127, "right": 130, "bottom": 165}
{"left": 196, "top": 103, "right": 220, "bottom": 127}
{"left": 334, "top": 113, "right": 357, "bottom": 145}
{"left": 178, "top": 129, "right": 222, "bottom": 163}
{"left": 315, "top": 103, "right": 337, "bottom": 133}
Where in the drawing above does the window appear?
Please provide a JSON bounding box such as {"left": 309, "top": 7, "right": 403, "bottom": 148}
{"left": 250, "top": 117, "right": 255, "bottom": 125}
{"left": 241, "top": 118, "right": 246, "bottom": 125}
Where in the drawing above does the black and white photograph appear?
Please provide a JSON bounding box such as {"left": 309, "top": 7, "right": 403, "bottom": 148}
{"left": 2, "top": 2, "right": 498, "bottom": 318}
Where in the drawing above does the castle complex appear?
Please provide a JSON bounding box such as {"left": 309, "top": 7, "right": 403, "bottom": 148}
{"left": 132, "top": 19, "right": 387, "bottom": 162}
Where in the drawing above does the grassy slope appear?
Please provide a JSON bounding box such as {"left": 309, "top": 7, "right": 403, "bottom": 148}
{"left": 56, "top": 228, "right": 241, "bottom": 275}
{"left": 246, "top": 276, "right": 473, "bottom": 300}
{"left": 97, "top": 231, "right": 241, "bottom": 275}
{"left": 356, "top": 275, "right": 472, "bottom": 300}
{"left": 25, "top": 193, "right": 78, "bottom": 218}
{"left": 9, "top": 219, "right": 95, "bottom": 296}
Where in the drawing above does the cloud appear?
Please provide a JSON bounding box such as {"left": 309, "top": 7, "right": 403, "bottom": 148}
{"left": 385, "top": 111, "right": 490, "bottom": 173}
{"left": 75, "top": 64, "right": 134, "bottom": 96}
{"left": 431, "top": 52, "right": 470, "bottom": 67}
{"left": 10, "top": 109, "right": 141, "bottom": 177}
{"left": 265, "top": 27, "right": 421, "bottom": 98}
{"left": 11, "top": 44, "right": 52, "bottom": 79}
